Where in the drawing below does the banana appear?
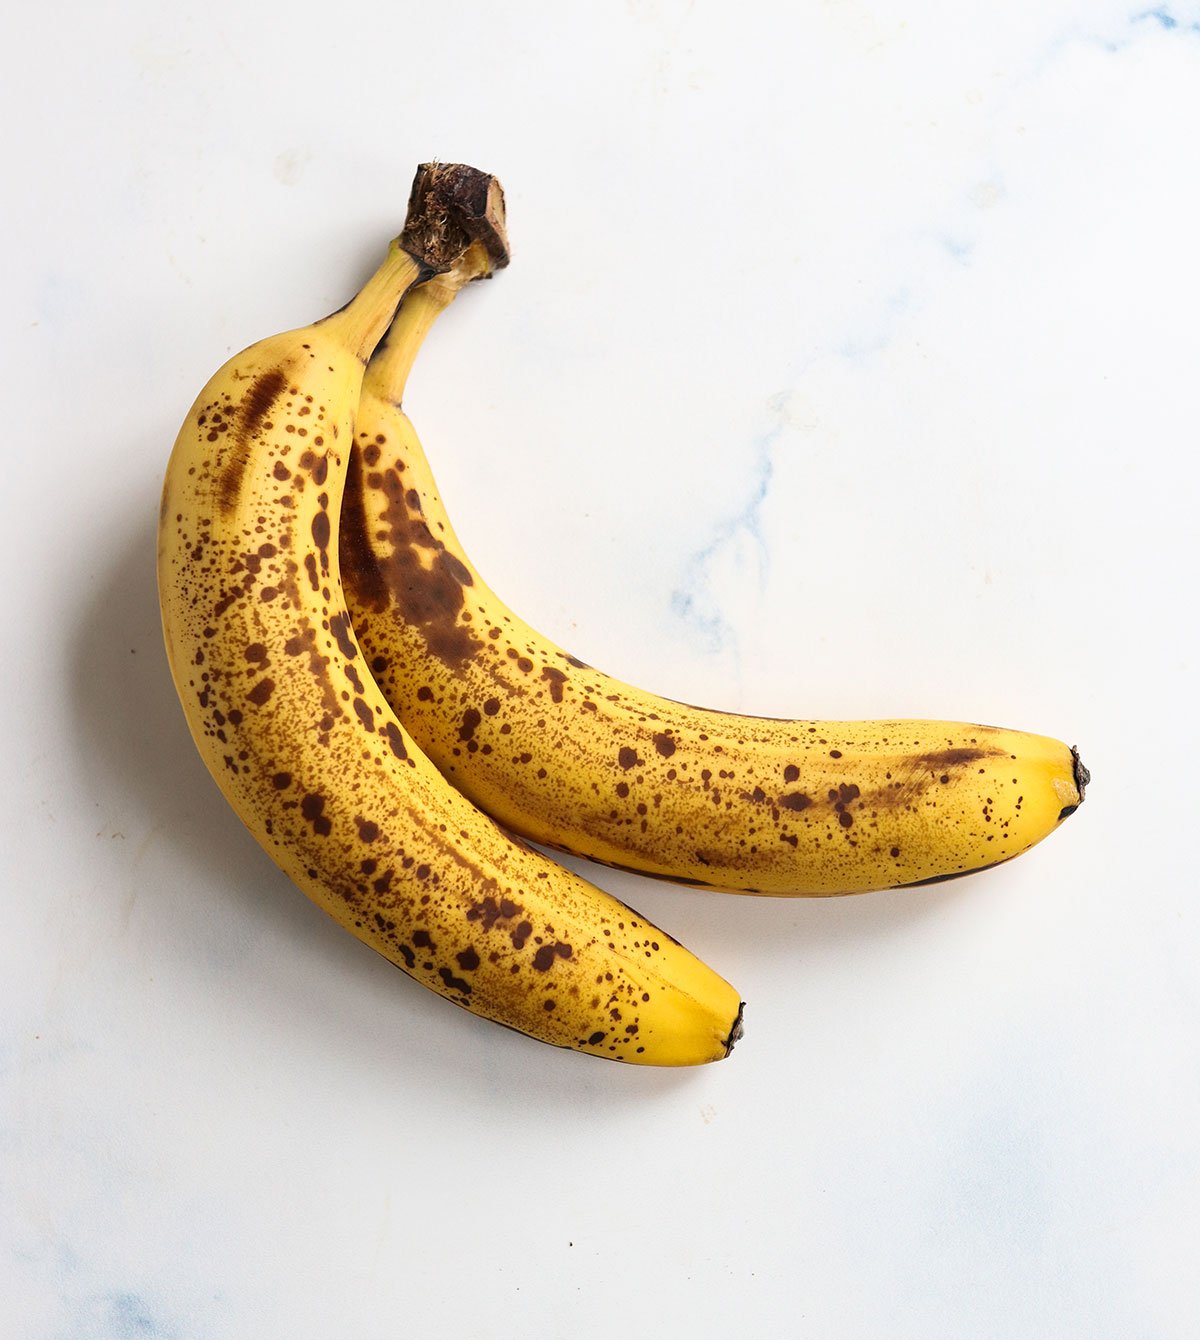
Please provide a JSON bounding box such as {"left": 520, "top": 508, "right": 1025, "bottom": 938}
{"left": 156, "top": 164, "right": 743, "bottom": 1065}
{"left": 339, "top": 264, "right": 1088, "bottom": 896}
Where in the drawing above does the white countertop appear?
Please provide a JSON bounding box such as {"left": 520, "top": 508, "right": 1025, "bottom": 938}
{"left": 4, "top": 3, "right": 1197, "bottom": 1336}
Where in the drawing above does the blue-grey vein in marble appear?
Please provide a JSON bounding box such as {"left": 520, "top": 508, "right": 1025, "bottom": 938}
{"left": 669, "top": 1, "right": 1200, "bottom": 678}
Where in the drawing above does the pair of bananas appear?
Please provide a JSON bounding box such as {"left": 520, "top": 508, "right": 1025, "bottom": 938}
{"left": 157, "top": 164, "right": 1087, "bottom": 1067}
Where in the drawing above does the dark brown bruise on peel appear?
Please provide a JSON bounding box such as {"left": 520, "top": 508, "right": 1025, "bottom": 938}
{"left": 240, "top": 367, "right": 289, "bottom": 444}
{"left": 216, "top": 368, "right": 289, "bottom": 515}
{"left": 876, "top": 744, "right": 1006, "bottom": 808}
{"left": 889, "top": 747, "right": 1002, "bottom": 790}
{"left": 542, "top": 666, "right": 568, "bottom": 703}
{"left": 340, "top": 450, "right": 483, "bottom": 668}
{"left": 340, "top": 452, "right": 390, "bottom": 610}
{"left": 915, "top": 746, "right": 997, "bottom": 769}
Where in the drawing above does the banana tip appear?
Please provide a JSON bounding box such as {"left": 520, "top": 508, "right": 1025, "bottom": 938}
{"left": 1072, "top": 746, "right": 1090, "bottom": 797}
{"left": 723, "top": 1002, "right": 746, "bottom": 1057}
{"left": 1059, "top": 745, "right": 1090, "bottom": 821}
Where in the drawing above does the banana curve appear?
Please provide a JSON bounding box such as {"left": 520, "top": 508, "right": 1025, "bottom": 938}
{"left": 157, "top": 184, "right": 743, "bottom": 1064}
{"left": 338, "top": 274, "right": 1087, "bottom": 896}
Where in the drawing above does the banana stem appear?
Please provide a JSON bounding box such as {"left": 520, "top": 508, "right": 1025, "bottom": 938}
{"left": 318, "top": 243, "right": 426, "bottom": 363}
{"left": 322, "top": 163, "right": 510, "bottom": 367}
{"left": 366, "top": 244, "right": 491, "bottom": 402}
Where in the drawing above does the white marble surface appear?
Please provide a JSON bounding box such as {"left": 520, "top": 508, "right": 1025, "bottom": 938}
{"left": 3, "top": 2, "right": 1198, "bottom": 1335}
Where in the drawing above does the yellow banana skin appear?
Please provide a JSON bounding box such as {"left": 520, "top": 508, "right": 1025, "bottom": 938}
{"left": 156, "top": 193, "right": 742, "bottom": 1064}
{"left": 340, "top": 278, "right": 1087, "bottom": 896}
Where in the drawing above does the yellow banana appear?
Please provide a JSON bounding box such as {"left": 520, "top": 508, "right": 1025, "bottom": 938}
{"left": 340, "top": 265, "right": 1088, "bottom": 896}
{"left": 157, "top": 164, "right": 742, "bottom": 1065}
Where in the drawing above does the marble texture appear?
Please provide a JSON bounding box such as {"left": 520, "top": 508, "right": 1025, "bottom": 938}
{"left": 2, "top": 2, "right": 1198, "bottom": 1336}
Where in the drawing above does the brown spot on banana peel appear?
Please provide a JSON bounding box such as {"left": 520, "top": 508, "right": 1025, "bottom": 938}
{"left": 438, "top": 966, "right": 473, "bottom": 995}
{"left": 541, "top": 666, "right": 568, "bottom": 703}
{"left": 329, "top": 612, "right": 358, "bottom": 661}
{"left": 340, "top": 450, "right": 483, "bottom": 669}
{"left": 382, "top": 721, "right": 408, "bottom": 760}
{"left": 246, "top": 677, "right": 275, "bottom": 706}
{"left": 466, "top": 895, "right": 523, "bottom": 931}
{"left": 779, "top": 792, "right": 812, "bottom": 811}
{"left": 916, "top": 747, "right": 998, "bottom": 769}
{"left": 285, "top": 621, "right": 343, "bottom": 725}
{"left": 339, "top": 452, "right": 389, "bottom": 608}
{"left": 877, "top": 745, "right": 1007, "bottom": 807}
{"left": 215, "top": 368, "right": 288, "bottom": 515}
{"left": 300, "top": 792, "right": 332, "bottom": 837}
{"left": 311, "top": 508, "right": 331, "bottom": 552}
{"left": 532, "top": 942, "right": 573, "bottom": 972}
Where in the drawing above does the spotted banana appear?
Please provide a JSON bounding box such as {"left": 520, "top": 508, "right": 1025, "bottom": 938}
{"left": 339, "top": 257, "right": 1088, "bottom": 896}
{"left": 156, "top": 165, "right": 743, "bottom": 1064}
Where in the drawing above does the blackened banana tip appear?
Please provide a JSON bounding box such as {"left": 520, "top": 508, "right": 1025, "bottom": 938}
{"left": 1071, "top": 746, "right": 1090, "bottom": 802}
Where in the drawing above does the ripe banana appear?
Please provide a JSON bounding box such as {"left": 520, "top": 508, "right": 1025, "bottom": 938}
{"left": 156, "top": 164, "right": 743, "bottom": 1065}
{"left": 339, "top": 263, "right": 1088, "bottom": 896}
